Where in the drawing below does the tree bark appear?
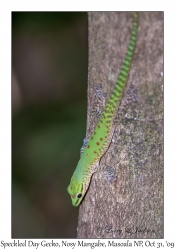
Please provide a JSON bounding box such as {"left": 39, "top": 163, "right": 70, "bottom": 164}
{"left": 77, "top": 12, "right": 163, "bottom": 239}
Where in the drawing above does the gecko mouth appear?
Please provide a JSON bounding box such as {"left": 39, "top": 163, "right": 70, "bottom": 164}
{"left": 74, "top": 198, "right": 80, "bottom": 206}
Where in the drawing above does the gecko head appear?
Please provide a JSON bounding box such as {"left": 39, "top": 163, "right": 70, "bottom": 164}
{"left": 67, "top": 179, "right": 85, "bottom": 207}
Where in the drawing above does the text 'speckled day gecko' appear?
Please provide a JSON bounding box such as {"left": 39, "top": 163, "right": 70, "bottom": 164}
{"left": 67, "top": 13, "right": 138, "bottom": 206}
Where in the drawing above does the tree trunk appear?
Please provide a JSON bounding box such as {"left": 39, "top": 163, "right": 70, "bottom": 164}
{"left": 77, "top": 12, "right": 163, "bottom": 239}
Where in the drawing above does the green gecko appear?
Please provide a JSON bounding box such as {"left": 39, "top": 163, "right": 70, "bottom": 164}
{"left": 67, "top": 12, "right": 138, "bottom": 206}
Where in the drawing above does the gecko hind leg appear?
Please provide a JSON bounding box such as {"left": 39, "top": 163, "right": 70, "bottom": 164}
{"left": 80, "top": 138, "right": 88, "bottom": 157}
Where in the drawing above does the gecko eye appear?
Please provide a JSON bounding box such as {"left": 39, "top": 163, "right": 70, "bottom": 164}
{"left": 77, "top": 193, "right": 82, "bottom": 199}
